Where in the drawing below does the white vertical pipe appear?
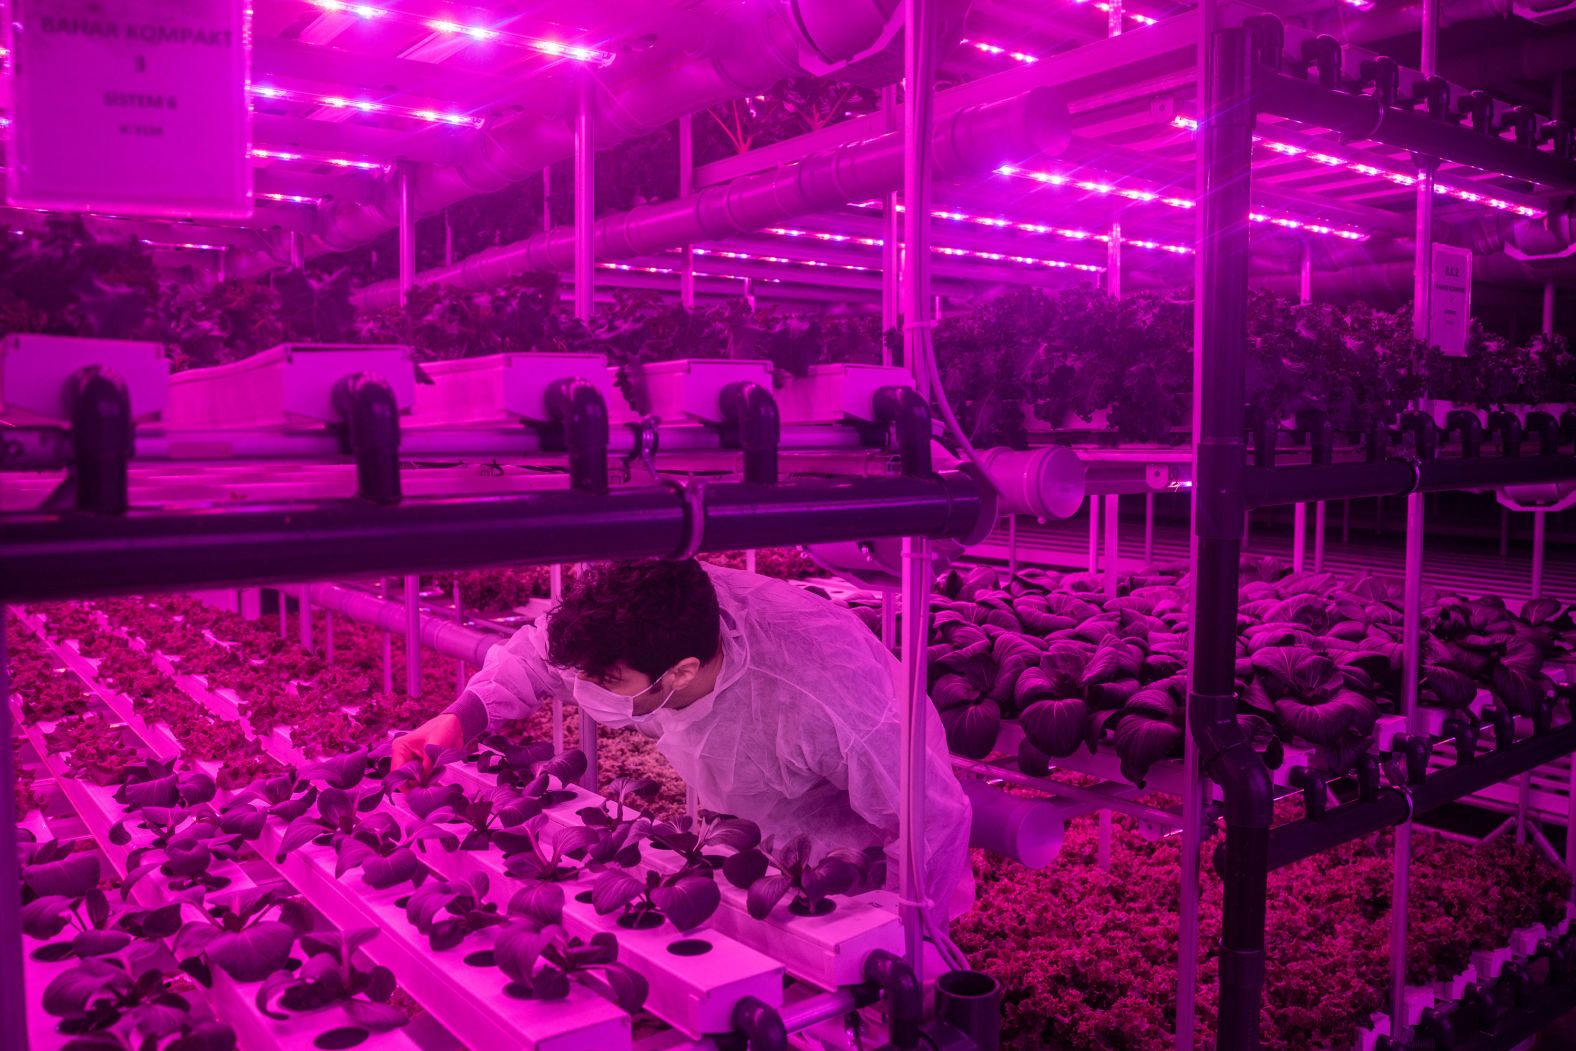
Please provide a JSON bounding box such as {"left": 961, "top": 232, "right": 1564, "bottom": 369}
{"left": 1008, "top": 515, "right": 1019, "bottom": 577}
{"left": 1298, "top": 236, "right": 1314, "bottom": 576}
{"left": 745, "top": 549, "right": 757, "bottom": 574}
{"left": 288, "top": 230, "right": 305, "bottom": 269}
{"left": 880, "top": 589, "right": 899, "bottom": 654}
{"left": 398, "top": 164, "right": 416, "bottom": 307}
{"left": 1392, "top": 491, "right": 1426, "bottom": 1033}
{"left": 550, "top": 565, "right": 565, "bottom": 753}
{"left": 881, "top": 84, "right": 901, "bottom": 355}
{"left": 744, "top": 277, "right": 757, "bottom": 310}
{"left": 404, "top": 574, "right": 421, "bottom": 698}
{"left": 898, "top": 536, "right": 933, "bottom": 980}
{"left": 1313, "top": 502, "right": 1327, "bottom": 571}
{"left": 574, "top": 74, "right": 595, "bottom": 321}
{"left": 453, "top": 582, "right": 466, "bottom": 692}
{"left": 325, "top": 612, "right": 335, "bottom": 663}
{"left": 679, "top": 113, "right": 696, "bottom": 311}
{"left": 1107, "top": 219, "right": 1122, "bottom": 298}
{"left": 1292, "top": 504, "right": 1307, "bottom": 573}
{"left": 1104, "top": 494, "right": 1120, "bottom": 596}
{"left": 1088, "top": 498, "right": 1101, "bottom": 573}
{"left": 1518, "top": 509, "right": 1549, "bottom": 842}
{"left": 300, "top": 588, "right": 314, "bottom": 653}
{"left": 278, "top": 591, "right": 288, "bottom": 637}
{"left": 381, "top": 579, "right": 393, "bottom": 695}
{"left": 1143, "top": 492, "right": 1155, "bottom": 564}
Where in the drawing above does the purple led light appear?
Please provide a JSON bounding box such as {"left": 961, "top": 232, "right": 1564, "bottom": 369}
{"left": 306, "top": 0, "right": 614, "bottom": 65}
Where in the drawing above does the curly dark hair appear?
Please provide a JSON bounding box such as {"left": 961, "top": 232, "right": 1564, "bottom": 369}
{"left": 545, "top": 559, "right": 722, "bottom": 681}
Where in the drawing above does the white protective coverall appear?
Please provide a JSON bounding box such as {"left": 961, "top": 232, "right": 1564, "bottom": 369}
{"left": 443, "top": 563, "right": 975, "bottom": 923}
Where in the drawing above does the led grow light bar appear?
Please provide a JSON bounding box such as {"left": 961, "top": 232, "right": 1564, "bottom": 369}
{"left": 995, "top": 163, "right": 1370, "bottom": 240}
{"left": 306, "top": 0, "right": 615, "bottom": 65}
{"left": 253, "top": 84, "right": 484, "bottom": 127}
{"left": 846, "top": 203, "right": 1194, "bottom": 254}
{"left": 1169, "top": 116, "right": 1546, "bottom": 219}
{"left": 251, "top": 147, "right": 391, "bottom": 172}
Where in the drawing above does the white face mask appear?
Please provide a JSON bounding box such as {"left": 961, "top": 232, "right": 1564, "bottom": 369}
{"left": 570, "top": 666, "right": 677, "bottom": 730}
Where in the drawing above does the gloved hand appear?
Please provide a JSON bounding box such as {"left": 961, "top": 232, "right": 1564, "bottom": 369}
{"left": 391, "top": 712, "right": 464, "bottom": 774}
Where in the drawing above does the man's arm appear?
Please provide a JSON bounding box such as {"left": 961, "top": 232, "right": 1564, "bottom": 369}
{"left": 393, "top": 621, "right": 567, "bottom": 770}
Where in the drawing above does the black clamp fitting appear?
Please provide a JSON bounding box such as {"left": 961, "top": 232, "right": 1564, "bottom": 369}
{"left": 1247, "top": 408, "right": 1279, "bottom": 469}
{"left": 1540, "top": 120, "right": 1574, "bottom": 162}
{"left": 1293, "top": 408, "right": 1334, "bottom": 465}
{"left": 544, "top": 377, "right": 611, "bottom": 495}
{"left": 872, "top": 386, "right": 933, "bottom": 478}
{"left": 1562, "top": 410, "right": 1576, "bottom": 450}
{"left": 1408, "top": 76, "right": 1452, "bottom": 121}
{"left": 1365, "top": 419, "right": 1393, "bottom": 462}
{"left": 1399, "top": 411, "right": 1440, "bottom": 461}
{"left": 1243, "top": 14, "right": 1284, "bottom": 71}
{"left": 331, "top": 372, "right": 402, "bottom": 505}
{"left": 1389, "top": 733, "right": 1431, "bottom": 785}
{"left": 1442, "top": 715, "right": 1477, "bottom": 763}
{"left": 67, "top": 366, "right": 134, "bottom": 514}
{"left": 1359, "top": 56, "right": 1398, "bottom": 108}
{"left": 1300, "top": 35, "right": 1343, "bottom": 89}
{"left": 1503, "top": 105, "right": 1540, "bottom": 149}
{"left": 1458, "top": 89, "right": 1496, "bottom": 134}
{"left": 1287, "top": 766, "right": 1328, "bottom": 820}
{"left": 1523, "top": 411, "right": 1560, "bottom": 457}
{"left": 1487, "top": 703, "right": 1516, "bottom": 751}
{"left": 1353, "top": 753, "right": 1383, "bottom": 802}
{"left": 718, "top": 381, "right": 781, "bottom": 486}
{"left": 864, "top": 950, "right": 923, "bottom": 1051}
{"left": 724, "top": 996, "right": 789, "bottom": 1051}
{"left": 1443, "top": 409, "right": 1483, "bottom": 458}
{"left": 1486, "top": 410, "right": 1524, "bottom": 457}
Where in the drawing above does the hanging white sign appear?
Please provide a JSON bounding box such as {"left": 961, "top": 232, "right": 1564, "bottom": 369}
{"left": 6, "top": 0, "right": 252, "bottom": 219}
{"left": 1429, "top": 244, "right": 1473, "bottom": 358}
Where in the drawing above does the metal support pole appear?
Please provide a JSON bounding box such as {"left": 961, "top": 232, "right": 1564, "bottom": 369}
{"left": 0, "top": 608, "right": 29, "bottom": 1051}
{"left": 1088, "top": 497, "right": 1101, "bottom": 573}
{"left": 550, "top": 564, "right": 565, "bottom": 754}
{"left": 1144, "top": 492, "right": 1155, "bottom": 565}
{"left": 381, "top": 579, "right": 393, "bottom": 695}
{"left": 881, "top": 84, "right": 901, "bottom": 355}
{"left": 1391, "top": 490, "right": 1426, "bottom": 1036}
{"left": 300, "top": 587, "right": 314, "bottom": 653}
{"left": 404, "top": 574, "right": 421, "bottom": 698}
{"left": 288, "top": 230, "right": 305, "bottom": 269}
{"left": 1292, "top": 503, "right": 1307, "bottom": 573}
{"left": 279, "top": 591, "right": 288, "bottom": 637}
{"left": 1184, "top": 25, "right": 1260, "bottom": 1051}
{"left": 898, "top": 536, "right": 933, "bottom": 981}
{"left": 880, "top": 588, "right": 899, "bottom": 654}
{"left": 574, "top": 73, "right": 595, "bottom": 321}
{"left": 745, "top": 549, "right": 757, "bottom": 574}
{"left": 1107, "top": 219, "right": 1122, "bottom": 298}
{"left": 1519, "top": 509, "right": 1547, "bottom": 843}
{"left": 679, "top": 114, "right": 696, "bottom": 310}
{"left": 1007, "top": 515, "right": 1019, "bottom": 577}
{"left": 743, "top": 277, "right": 757, "bottom": 311}
{"left": 1313, "top": 501, "right": 1327, "bottom": 571}
{"left": 1104, "top": 494, "right": 1120, "bottom": 596}
{"left": 453, "top": 582, "right": 467, "bottom": 692}
{"left": 398, "top": 163, "right": 417, "bottom": 307}
{"left": 326, "top": 611, "right": 335, "bottom": 663}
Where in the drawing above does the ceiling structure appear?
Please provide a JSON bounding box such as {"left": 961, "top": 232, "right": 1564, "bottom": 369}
{"left": 3, "top": 0, "right": 1573, "bottom": 313}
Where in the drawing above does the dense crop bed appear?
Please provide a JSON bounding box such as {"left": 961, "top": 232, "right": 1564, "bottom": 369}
{"left": 9, "top": 565, "right": 1575, "bottom": 1051}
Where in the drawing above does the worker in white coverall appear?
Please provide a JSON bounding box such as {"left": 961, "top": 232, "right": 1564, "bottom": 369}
{"left": 394, "top": 558, "right": 974, "bottom": 926}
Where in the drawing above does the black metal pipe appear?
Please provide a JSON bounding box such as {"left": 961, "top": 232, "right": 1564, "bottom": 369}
{"left": 1254, "top": 70, "right": 1576, "bottom": 189}
{"left": 544, "top": 378, "right": 611, "bottom": 494}
{"left": 934, "top": 970, "right": 1002, "bottom": 1051}
{"left": 729, "top": 996, "right": 789, "bottom": 1051}
{"left": 331, "top": 372, "right": 402, "bottom": 504}
{"left": 1242, "top": 455, "right": 1576, "bottom": 508}
{"left": 69, "top": 367, "right": 134, "bottom": 514}
{"left": 718, "top": 381, "right": 781, "bottom": 486}
{"left": 1255, "top": 719, "right": 1576, "bottom": 872}
{"left": 0, "top": 473, "right": 992, "bottom": 603}
{"left": 1194, "top": 28, "right": 1271, "bottom": 1051}
{"left": 864, "top": 950, "right": 923, "bottom": 1051}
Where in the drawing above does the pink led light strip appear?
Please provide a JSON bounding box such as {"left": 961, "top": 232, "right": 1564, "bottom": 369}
{"left": 752, "top": 231, "right": 1106, "bottom": 272}
{"left": 849, "top": 202, "right": 1194, "bottom": 254}
{"left": 1170, "top": 116, "right": 1545, "bottom": 219}
{"left": 306, "top": 0, "right": 614, "bottom": 65}
{"left": 251, "top": 147, "right": 388, "bottom": 172}
{"left": 995, "top": 163, "right": 1370, "bottom": 240}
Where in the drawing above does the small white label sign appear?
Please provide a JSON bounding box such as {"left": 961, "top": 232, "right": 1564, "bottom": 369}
{"left": 1430, "top": 244, "right": 1473, "bottom": 358}
{"left": 7, "top": 0, "right": 252, "bottom": 219}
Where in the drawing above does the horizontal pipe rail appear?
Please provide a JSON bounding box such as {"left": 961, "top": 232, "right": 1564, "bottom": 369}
{"left": 1254, "top": 71, "right": 1576, "bottom": 190}
{"left": 282, "top": 582, "right": 501, "bottom": 666}
{"left": 1243, "top": 455, "right": 1576, "bottom": 508}
{"left": 1257, "top": 719, "right": 1576, "bottom": 873}
{"left": 0, "top": 473, "right": 993, "bottom": 602}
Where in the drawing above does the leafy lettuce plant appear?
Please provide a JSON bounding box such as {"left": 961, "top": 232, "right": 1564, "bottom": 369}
{"left": 499, "top": 816, "right": 600, "bottom": 883}
{"left": 590, "top": 867, "right": 721, "bottom": 931}
{"left": 173, "top": 886, "right": 313, "bottom": 984}
{"left": 404, "top": 872, "right": 506, "bottom": 950}
{"left": 493, "top": 924, "right": 648, "bottom": 1012}
{"left": 722, "top": 835, "right": 882, "bottom": 919}
{"left": 43, "top": 954, "right": 237, "bottom": 1051}
{"left": 256, "top": 929, "right": 408, "bottom": 1044}
{"left": 644, "top": 811, "right": 762, "bottom": 870}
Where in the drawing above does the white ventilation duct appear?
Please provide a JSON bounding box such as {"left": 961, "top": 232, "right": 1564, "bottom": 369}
{"left": 354, "top": 86, "right": 1073, "bottom": 309}
{"left": 233, "top": 0, "right": 971, "bottom": 277}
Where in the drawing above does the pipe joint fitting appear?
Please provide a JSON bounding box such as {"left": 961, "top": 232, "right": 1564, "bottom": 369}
{"left": 331, "top": 372, "right": 403, "bottom": 505}
{"left": 729, "top": 995, "right": 789, "bottom": 1051}
{"left": 863, "top": 950, "right": 923, "bottom": 1050}
{"left": 544, "top": 378, "right": 612, "bottom": 495}
{"left": 873, "top": 385, "right": 934, "bottom": 478}
{"left": 718, "top": 381, "right": 782, "bottom": 486}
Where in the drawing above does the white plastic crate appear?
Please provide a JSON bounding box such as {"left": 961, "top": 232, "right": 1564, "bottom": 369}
{"left": 0, "top": 333, "right": 170, "bottom": 422}
{"left": 632, "top": 359, "right": 774, "bottom": 424}
{"left": 776, "top": 364, "right": 916, "bottom": 424}
{"left": 165, "top": 343, "right": 416, "bottom": 430}
{"left": 410, "top": 353, "right": 625, "bottom": 427}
